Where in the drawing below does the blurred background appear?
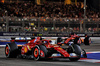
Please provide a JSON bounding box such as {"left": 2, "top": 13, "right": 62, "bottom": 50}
{"left": 0, "top": 0, "right": 100, "bottom": 36}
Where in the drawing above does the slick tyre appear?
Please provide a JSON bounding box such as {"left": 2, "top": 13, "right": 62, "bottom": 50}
{"left": 5, "top": 43, "right": 18, "bottom": 58}
{"left": 32, "top": 45, "right": 47, "bottom": 61}
{"left": 69, "top": 44, "right": 81, "bottom": 61}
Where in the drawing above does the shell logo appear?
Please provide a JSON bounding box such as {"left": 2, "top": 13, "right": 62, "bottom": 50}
{"left": 24, "top": 47, "right": 28, "bottom": 53}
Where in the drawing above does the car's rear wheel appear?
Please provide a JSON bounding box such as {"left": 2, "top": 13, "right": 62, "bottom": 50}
{"left": 5, "top": 43, "right": 18, "bottom": 58}
{"left": 5, "top": 44, "right": 10, "bottom": 58}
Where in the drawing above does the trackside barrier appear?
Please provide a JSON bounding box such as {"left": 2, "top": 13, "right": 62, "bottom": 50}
{"left": 0, "top": 36, "right": 99, "bottom": 47}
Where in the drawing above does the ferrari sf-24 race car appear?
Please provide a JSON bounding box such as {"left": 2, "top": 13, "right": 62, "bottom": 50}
{"left": 5, "top": 34, "right": 89, "bottom": 61}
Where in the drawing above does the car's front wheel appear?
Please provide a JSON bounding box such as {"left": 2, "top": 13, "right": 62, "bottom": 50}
{"left": 32, "top": 45, "right": 47, "bottom": 61}
{"left": 68, "top": 44, "right": 82, "bottom": 61}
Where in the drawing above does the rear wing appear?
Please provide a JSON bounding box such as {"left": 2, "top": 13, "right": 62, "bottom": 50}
{"left": 11, "top": 37, "right": 35, "bottom": 42}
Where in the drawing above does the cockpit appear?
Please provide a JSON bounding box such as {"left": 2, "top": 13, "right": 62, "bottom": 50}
{"left": 49, "top": 40, "right": 57, "bottom": 45}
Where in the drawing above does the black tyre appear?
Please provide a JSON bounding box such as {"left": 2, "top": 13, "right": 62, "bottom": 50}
{"left": 73, "top": 44, "right": 82, "bottom": 55}
{"left": 68, "top": 44, "right": 82, "bottom": 61}
{"left": 39, "top": 45, "right": 48, "bottom": 58}
{"left": 32, "top": 45, "right": 48, "bottom": 60}
{"left": 5, "top": 43, "right": 18, "bottom": 58}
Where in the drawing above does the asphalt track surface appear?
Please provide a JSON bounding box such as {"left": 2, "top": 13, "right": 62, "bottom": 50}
{"left": 0, "top": 44, "right": 100, "bottom": 66}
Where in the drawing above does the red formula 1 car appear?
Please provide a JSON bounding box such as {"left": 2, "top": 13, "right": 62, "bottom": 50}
{"left": 57, "top": 33, "right": 91, "bottom": 45}
{"left": 5, "top": 36, "right": 87, "bottom": 61}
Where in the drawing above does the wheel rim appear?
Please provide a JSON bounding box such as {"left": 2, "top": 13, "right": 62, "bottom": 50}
{"left": 5, "top": 46, "right": 9, "bottom": 55}
{"left": 34, "top": 48, "right": 39, "bottom": 58}
{"left": 40, "top": 50, "right": 45, "bottom": 57}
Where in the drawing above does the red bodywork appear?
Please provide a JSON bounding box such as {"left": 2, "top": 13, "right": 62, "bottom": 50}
{"left": 58, "top": 34, "right": 81, "bottom": 45}
{"left": 64, "top": 34, "right": 79, "bottom": 44}
{"left": 19, "top": 37, "right": 70, "bottom": 58}
{"left": 11, "top": 34, "right": 84, "bottom": 58}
